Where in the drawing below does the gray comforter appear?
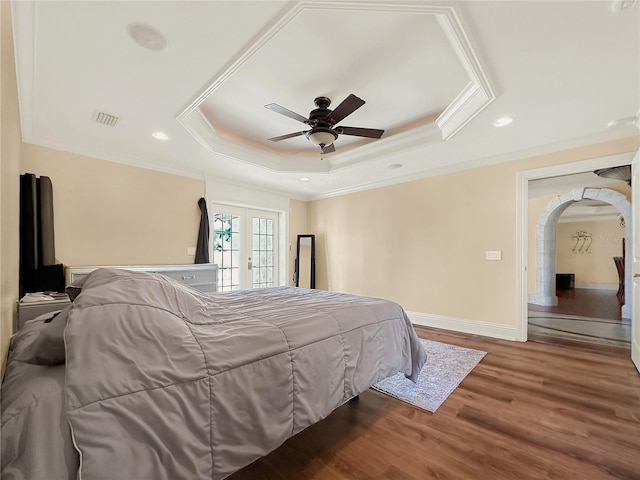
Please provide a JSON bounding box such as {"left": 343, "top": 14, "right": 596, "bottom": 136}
{"left": 9, "top": 268, "right": 427, "bottom": 480}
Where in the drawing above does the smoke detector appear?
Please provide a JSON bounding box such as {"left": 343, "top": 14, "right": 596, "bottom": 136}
{"left": 127, "top": 23, "right": 168, "bottom": 52}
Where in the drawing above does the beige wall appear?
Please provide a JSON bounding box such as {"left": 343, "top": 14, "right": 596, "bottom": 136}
{"left": 288, "top": 199, "right": 308, "bottom": 286}
{"left": 1, "top": 1, "right": 22, "bottom": 376}
{"left": 21, "top": 144, "right": 204, "bottom": 267}
{"left": 308, "top": 136, "right": 639, "bottom": 327}
{"left": 308, "top": 166, "right": 515, "bottom": 324}
{"left": 527, "top": 182, "right": 631, "bottom": 293}
{"left": 556, "top": 219, "right": 624, "bottom": 286}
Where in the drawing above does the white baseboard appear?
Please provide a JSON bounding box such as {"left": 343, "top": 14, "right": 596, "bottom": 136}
{"left": 632, "top": 336, "right": 640, "bottom": 374}
{"left": 407, "top": 311, "right": 518, "bottom": 341}
{"left": 575, "top": 282, "right": 618, "bottom": 291}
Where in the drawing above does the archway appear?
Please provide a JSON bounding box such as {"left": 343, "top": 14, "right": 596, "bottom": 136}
{"left": 529, "top": 187, "right": 632, "bottom": 318}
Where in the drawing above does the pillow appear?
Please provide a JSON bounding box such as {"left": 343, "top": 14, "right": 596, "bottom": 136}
{"left": 66, "top": 274, "right": 89, "bottom": 301}
{"left": 12, "top": 305, "right": 72, "bottom": 366}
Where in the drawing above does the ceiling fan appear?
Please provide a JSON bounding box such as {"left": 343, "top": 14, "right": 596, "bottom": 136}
{"left": 265, "top": 94, "right": 384, "bottom": 154}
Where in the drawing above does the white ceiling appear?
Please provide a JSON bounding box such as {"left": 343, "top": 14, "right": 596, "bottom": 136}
{"left": 11, "top": 0, "right": 640, "bottom": 200}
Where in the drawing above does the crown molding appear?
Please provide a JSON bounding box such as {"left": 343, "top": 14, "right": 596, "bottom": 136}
{"left": 436, "top": 81, "right": 492, "bottom": 139}
{"left": 20, "top": 133, "right": 205, "bottom": 181}
{"left": 307, "top": 131, "right": 639, "bottom": 201}
{"left": 434, "top": 4, "right": 495, "bottom": 139}
{"left": 176, "top": 1, "right": 495, "bottom": 172}
{"left": 329, "top": 122, "right": 443, "bottom": 171}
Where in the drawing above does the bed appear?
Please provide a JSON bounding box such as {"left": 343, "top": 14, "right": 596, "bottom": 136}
{"left": 1, "top": 268, "right": 427, "bottom": 480}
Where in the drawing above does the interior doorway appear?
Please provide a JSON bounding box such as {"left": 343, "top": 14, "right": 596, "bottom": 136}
{"left": 515, "top": 152, "right": 637, "bottom": 362}
{"left": 527, "top": 191, "right": 631, "bottom": 351}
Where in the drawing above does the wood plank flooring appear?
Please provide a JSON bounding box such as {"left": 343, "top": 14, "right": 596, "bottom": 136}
{"left": 529, "top": 288, "right": 622, "bottom": 320}
{"left": 528, "top": 288, "right": 628, "bottom": 353}
{"left": 229, "top": 326, "right": 640, "bottom": 480}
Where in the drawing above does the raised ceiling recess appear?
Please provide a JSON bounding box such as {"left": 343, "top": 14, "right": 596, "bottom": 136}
{"left": 177, "top": 2, "right": 494, "bottom": 174}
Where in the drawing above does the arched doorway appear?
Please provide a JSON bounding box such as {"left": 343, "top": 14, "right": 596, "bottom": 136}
{"left": 529, "top": 187, "right": 632, "bottom": 318}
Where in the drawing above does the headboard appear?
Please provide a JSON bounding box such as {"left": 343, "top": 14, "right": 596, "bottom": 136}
{"left": 65, "top": 264, "right": 218, "bottom": 293}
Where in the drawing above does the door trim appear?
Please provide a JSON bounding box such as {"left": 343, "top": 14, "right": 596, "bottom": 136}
{"left": 631, "top": 150, "right": 639, "bottom": 373}
{"left": 515, "top": 151, "right": 636, "bottom": 342}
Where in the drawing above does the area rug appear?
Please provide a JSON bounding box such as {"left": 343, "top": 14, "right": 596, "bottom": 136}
{"left": 372, "top": 339, "right": 486, "bottom": 412}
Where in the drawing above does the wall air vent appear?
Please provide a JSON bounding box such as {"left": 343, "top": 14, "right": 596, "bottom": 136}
{"left": 94, "top": 111, "right": 119, "bottom": 127}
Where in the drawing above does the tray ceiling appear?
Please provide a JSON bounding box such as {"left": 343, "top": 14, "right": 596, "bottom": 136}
{"left": 11, "top": 0, "right": 640, "bottom": 199}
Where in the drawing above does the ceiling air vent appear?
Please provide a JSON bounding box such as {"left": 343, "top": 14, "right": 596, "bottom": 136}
{"left": 94, "top": 111, "right": 119, "bottom": 127}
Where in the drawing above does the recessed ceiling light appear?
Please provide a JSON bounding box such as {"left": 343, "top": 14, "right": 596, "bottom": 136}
{"left": 127, "top": 23, "right": 168, "bottom": 52}
{"left": 299, "top": 177, "right": 310, "bottom": 182}
{"left": 152, "top": 131, "right": 169, "bottom": 140}
{"left": 388, "top": 164, "right": 403, "bottom": 169}
{"left": 493, "top": 116, "right": 514, "bottom": 127}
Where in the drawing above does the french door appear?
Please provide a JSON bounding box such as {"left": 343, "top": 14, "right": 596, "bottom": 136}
{"left": 211, "top": 204, "right": 279, "bottom": 291}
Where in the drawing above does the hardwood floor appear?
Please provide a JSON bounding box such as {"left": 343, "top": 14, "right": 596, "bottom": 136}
{"left": 528, "top": 288, "right": 622, "bottom": 320}
{"left": 229, "top": 326, "right": 640, "bottom": 480}
{"left": 528, "top": 288, "right": 629, "bottom": 353}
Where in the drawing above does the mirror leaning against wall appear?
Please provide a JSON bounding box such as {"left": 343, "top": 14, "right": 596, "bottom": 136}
{"left": 294, "top": 234, "right": 315, "bottom": 289}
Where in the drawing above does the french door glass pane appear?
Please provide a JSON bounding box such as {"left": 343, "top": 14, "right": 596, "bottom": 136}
{"left": 252, "top": 214, "right": 276, "bottom": 288}
{"left": 213, "top": 212, "right": 241, "bottom": 291}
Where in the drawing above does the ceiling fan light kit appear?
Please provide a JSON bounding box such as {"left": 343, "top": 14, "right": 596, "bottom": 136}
{"left": 265, "top": 94, "right": 384, "bottom": 155}
{"left": 306, "top": 127, "right": 337, "bottom": 147}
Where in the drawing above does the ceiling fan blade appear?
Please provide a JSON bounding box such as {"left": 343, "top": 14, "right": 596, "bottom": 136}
{"left": 338, "top": 126, "right": 384, "bottom": 138}
{"left": 325, "top": 94, "right": 365, "bottom": 124}
{"left": 268, "top": 131, "right": 307, "bottom": 142}
{"left": 265, "top": 103, "right": 308, "bottom": 124}
{"left": 322, "top": 143, "right": 336, "bottom": 154}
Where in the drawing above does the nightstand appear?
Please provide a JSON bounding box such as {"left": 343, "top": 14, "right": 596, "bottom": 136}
{"left": 17, "top": 294, "right": 71, "bottom": 329}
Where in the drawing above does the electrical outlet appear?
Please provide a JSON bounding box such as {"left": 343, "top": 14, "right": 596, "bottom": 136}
{"left": 187, "top": 247, "right": 197, "bottom": 256}
{"left": 485, "top": 250, "right": 502, "bottom": 261}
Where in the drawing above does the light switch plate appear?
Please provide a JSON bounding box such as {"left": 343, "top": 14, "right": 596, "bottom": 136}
{"left": 486, "top": 250, "right": 502, "bottom": 261}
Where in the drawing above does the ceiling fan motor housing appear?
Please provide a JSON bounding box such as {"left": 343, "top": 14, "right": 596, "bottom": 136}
{"left": 308, "top": 97, "right": 335, "bottom": 128}
{"left": 307, "top": 97, "right": 338, "bottom": 146}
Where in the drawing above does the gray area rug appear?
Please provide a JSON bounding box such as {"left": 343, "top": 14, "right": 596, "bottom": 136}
{"left": 372, "top": 339, "right": 486, "bottom": 412}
